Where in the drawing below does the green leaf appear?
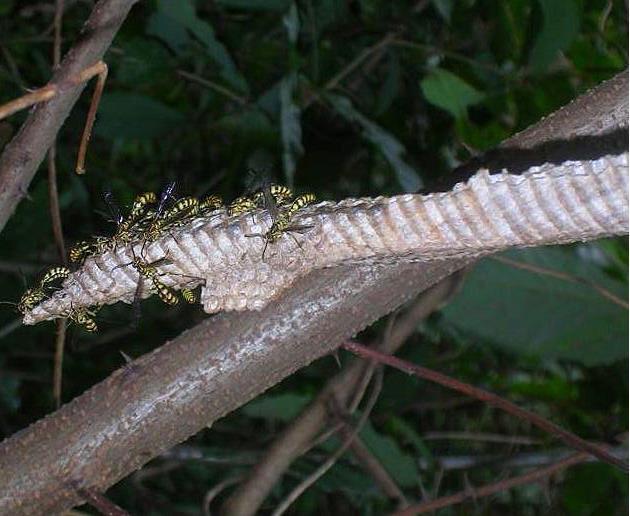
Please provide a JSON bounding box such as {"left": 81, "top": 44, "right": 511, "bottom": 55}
{"left": 456, "top": 118, "right": 511, "bottom": 151}
{"left": 117, "top": 38, "right": 172, "bottom": 86}
{"left": 95, "top": 93, "right": 185, "bottom": 140}
{"left": 216, "top": 0, "right": 292, "bottom": 11}
{"left": 441, "top": 248, "right": 628, "bottom": 366}
{"left": 315, "top": 461, "right": 376, "bottom": 495}
{"left": 242, "top": 393, "right": 311, "bottom": 422}
{"left": 326, "top": 93, "right": 422, "bottom": 192}
{"left": 529, "top": 0, "right": 581, "bottom": 71}
{"left": 146, "top": 11, "right": 190, "bottom": 54}
{"left": 280, "top": 73, "right": 303, "bottom": 186}
{"left": 214, "top": 107, "right": 275, "bottom": 143}
{"left": 420, "top": 68, "right": 484, "bottom": 120}
{"left": 388, "top": 417, "right": 433, "bottom": 462}
{"left": 360, "top": 423, "right": 418, "bottom": 488}
{"left": 155, "top": 0, "right": 248, "bottom": 93}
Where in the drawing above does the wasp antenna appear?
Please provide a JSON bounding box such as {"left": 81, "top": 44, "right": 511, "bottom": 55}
{"left": 288, "top": 232, "right": 303, "bottom": 251}
{"left": 262, "top": 239, "right": 270, "bottom": 260}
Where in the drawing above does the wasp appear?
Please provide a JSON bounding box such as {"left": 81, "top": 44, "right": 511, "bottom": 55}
{"left": 39, "top": 266, "right": 71, "bottom": 287}
{"left": 8, "top": 266, "right": 71, "bottom": 314}
{"left": 228, "top": 196, "right": 257, "bottom": 217}
{"left": 247, "top": 193, "right": 316, "bottom": 258}
{"left": 138, "top": 182, "right": 182, "bottom": 245}
{"left": 253, "top": 184, "right": 293, "bottom": 209}
{"left": 16, "top": 288, "right": 47, "bottom": 314}
{"left": 70, "top": 191, "right": 157, "bottom": 264}
{"left": 128, "top": 191, "right": 157, "bottom": 220}
{"left": 286, "top": 193, "right": 316, "bottom": 216}
{"left": 64, "top": 305, "right": 100, "bottom": 333}
{"left": 69, "top": 240, "right": 93, "bottom": 263}
{"left": 69, "top": 235, "right": 113, "bottom": 264}
{"left": 162, "top": 196, "right": 200, "bottom": 225}
{"left": 198, "top": 194, "right": 224, "bottom": 215}
{"left": 181, "top": 287, "right": 197, "bottom": 304}
{"left": 110, "top": 193, "right": 156, "bottom": 248}
{"left": 130, "top": 255, "right": 180, "bottom": 306}
{"left": 251, "top": 184, "right": 293, "bottom": 228}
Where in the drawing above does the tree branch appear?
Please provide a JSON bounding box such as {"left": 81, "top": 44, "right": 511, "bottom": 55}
{"left": 391, "top": 452, "right": 589, "bottom": 515}
{"left": 341, "top": 341, "right": 627, "bottom": 471}
{"left": 0, "top": 0, "right": 139, "bottom": 232}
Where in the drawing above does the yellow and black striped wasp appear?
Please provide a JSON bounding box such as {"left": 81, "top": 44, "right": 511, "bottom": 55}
{"left": 138, "top": 182, "right": 189, "bottom": 248}
{"left": 198, "top": 194, "right": 224, "bottom": 216}
{"left": 120, "top": 249, "right": 201, "bottom": 325}
{"left": 2, "top": 266, "right": 71, "bottom": 315}
{"left": 227, "top": 196, "right": 257, "bottom": 217}
{"left": 63, "top": 304, "right": 100, "bottom": 333}
{"left": 246, "top": 193, "right": 316, "bottom": 259}
{"left": 69, "top": 191, "right": 158, "bottom": 264}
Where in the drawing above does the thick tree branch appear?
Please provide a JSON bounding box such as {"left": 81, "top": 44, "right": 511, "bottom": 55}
{"left": 0, "top": 73, "right": 627, "bottom": 514}
{"left": 0, "top": 0, "right": 139, "bottom": 232}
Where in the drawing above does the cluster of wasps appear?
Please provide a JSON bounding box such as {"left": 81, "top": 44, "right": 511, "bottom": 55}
{"left": 12, "top": 181, "right": 317, "bottom": 333}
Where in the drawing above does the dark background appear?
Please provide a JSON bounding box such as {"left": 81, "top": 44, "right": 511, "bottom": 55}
{"left": 0, "top": 1, "right": 627, "bottom": 514}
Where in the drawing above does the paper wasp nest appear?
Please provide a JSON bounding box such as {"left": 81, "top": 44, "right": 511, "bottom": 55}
{"left": 23, "top": 154, "right": 629, "bottom": 326}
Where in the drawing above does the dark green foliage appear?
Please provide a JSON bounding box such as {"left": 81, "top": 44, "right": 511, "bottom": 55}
{"left": 0, "top": 0, "right": 626, "bottom": 514}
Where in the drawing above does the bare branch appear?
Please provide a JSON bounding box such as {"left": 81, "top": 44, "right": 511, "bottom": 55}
{"left": 341, "top": 341, "right": 627, "bottom": 471}
{"left": 391, "top": 453, "right": 589, "bottom": 515}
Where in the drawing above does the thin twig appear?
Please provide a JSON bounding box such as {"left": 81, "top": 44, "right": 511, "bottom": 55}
{"left": 52, "top": 319, "right": 67, "bottom": 408}
{"left": 302, "top": 313, "right": 394, "bottom": 455}
{"left": 47, "top": 147, "right": 66, "bottom": 261}
{"left": 73, "top": 483, "right": 131, "bottom": 516}
{"left": 49, "top": 0, "right": 67, "bottom": 410}
{"left": 177, "top": 69, "right": 247, "bottom": 105}
{"left": 421, "top": 431, "right": 541, "bottom": 445}
{"left": 272, "top": 368, "right": 384, "bottom": 516}
{"left": 0, "top": 86, "right": 57, "bottom": 120}
{"left": 52, "top": 0, "right": 64, "bottom": 67}
{"left": 391, "top": 452, "right": 588, "bottom": 515}
{"left": 0, "top": 60, "right": 108, "bottom": 121}
{"left": 75, "top": 61, "right": 108, "bottom": 174}
{"left": 202, "top": 476, "right": 243, "bottom": 516}
{"left": 416, "top": 447, "right": 627, "bottom": 471}
{"left": 491, "top": 254, "right": 628, "bottom": 309}
{"left": 341, "top": 341, "right": 628, "bottom": 472}
{"left": 392, "top": 38, "right": 502, "bottom": 73}
{"left": 303, "top": 32, "right": 397, "bottom": 109}
{"left": 347, "top": 433, "right": 408, "bottom": 507}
